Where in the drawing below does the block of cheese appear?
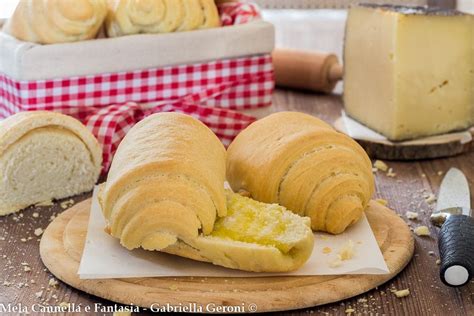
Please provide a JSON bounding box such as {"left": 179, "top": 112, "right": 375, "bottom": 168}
{"left": 344, "top": 4, "right": 473, "bottom": 141}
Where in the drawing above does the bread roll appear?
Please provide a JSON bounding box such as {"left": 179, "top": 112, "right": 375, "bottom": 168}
{"left": 99, "top": 112, "right": 313, "bottom": 272}
{"left": 0, "top": 111, "right": 102, "bottom": 216}
{"left": 227, "top": 112, "right": 375, "bottom": 234}
{"left": 4, "top": 0, "right": 107, "bottom": 44}
{"left": 105, "top": 0, "right": 220, "bottom": 37}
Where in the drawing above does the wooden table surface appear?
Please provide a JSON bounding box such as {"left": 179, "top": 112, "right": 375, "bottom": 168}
{"left": 0, "top": 91, "right": 472, "bottom": 316}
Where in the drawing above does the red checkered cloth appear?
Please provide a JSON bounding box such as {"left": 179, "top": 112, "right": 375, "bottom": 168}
{"left": 0, "top": 2, "right": 273, "bottom": 171}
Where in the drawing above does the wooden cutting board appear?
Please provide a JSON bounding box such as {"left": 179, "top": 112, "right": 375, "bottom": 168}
{"left": 40, "top": 199, "right": 414, "bottom": 313}
{"left": 334, "top": 117, "right": 474, "bottom": 160}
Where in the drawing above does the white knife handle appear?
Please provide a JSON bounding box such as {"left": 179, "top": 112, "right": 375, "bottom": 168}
{"left": 438, "top": 214, "right": 474, "bottom": 287}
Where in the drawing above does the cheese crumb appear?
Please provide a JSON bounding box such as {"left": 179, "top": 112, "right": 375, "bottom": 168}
{"left": 425, "top": 194, "right": 436, "bottom": 204}
{"left": 414, "top": 226, "right": 430, "bottom": 237}
{"left": 32, "top": 212, "right": 39, "bottom": 218}
{"left": 322, "top": 247, "right": 332, "bottom": 254}
{"left": 436, "top": 259, "right": 441, "bottom": 265}
{"left": 35, "top": 290, "right": 43, "bottom": 298}
{"left": 34, "top": 228, "right": 44, "bottom": 236}
{"left": 376, "top": 199, "right": 388, "bottom": 206}
{"left": 393, "top": 289, "right": 410, "bottom": 298}
{"left": 24, "top": 266, "right": 31, "bottom": 272}
{"left": 374, "top": 160, "right": 388, "bottom": 172}
{"left": 345, "top": 308, "right": 355, "bottom": 314}
{"left": 406, "top": 211, "right": 418, "bottom": 220}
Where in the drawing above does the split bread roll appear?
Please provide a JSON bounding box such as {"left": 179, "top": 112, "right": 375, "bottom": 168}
{"left": 0, "top": 111, "right": 102, "bottom": 216}
{"left": 4, "top": 0, "right": 107, "bottom": 44}
{"left": 227, "top": 112, "right": 375, "bottom": 234}
{"left": 105, "top": 0, "right": 221, "bottom": 37}
{"left": 99, "top": 112, "right": 314, "bottom": 272}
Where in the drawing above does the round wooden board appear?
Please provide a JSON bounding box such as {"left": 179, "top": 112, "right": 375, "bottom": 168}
{"left": 334, "top": 117, "right": 474, "bottom": 160}
{"left": 40, "top": 199, "right": 414, "bottom": 313}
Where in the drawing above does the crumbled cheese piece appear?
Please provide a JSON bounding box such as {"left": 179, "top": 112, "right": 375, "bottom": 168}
{"left": 437, "top": 171, "right": 443, "bottom": 176}
{"left": 35, "top": 290, "right": 43, "bottom": 298}
{"left": 374, "top": 160, "right": 389, "bottom": 172}
{"left": 414, "top": 226, "right": 430, "bottom": 237}
{"left": 20, "top": 238, "right": 27, "bottom": 242}
{"left": 425, "top": 194, "right": 436, "bottom": 204}
{"left": 436, "top": 259, "right": 441, "bottom": 265}
{"left": 20, "top": 262, "right": 29, "bottom": 266}
{"left": 34, "top": 228, "right": 44, "bottom": 236}
{"left": 36, "top": 200, "right": 54, "bottom": 207}
{"left": 345, "top": 308, "right": 355, "bottom": 314}
{"left": 357, "top": 298, "right": 367, "bottom": 303}
{"left": 406, "top": 211, "right": 418, "bottom": 220}
{"left": 322, "top": 247, "right": 332, "bottom": 254}
{"left": 339, "top": 240, "right": 355, "bottom": 261}
{"left": 376, "top": 199, "right": 388, "bottom": 206}
{"left": 48, "top": 278, "right": 59, "bottom": 287}
{"left": 393, "top": 289, "right": 410, "bottom": 298}
{"left": 32, "top": 212, "right": 39, "bottom": 218}
{"left": 24, "top": 266, "right": 31, "bottom": 272}
{"left": 3, "top": 281, "right": 12, "bottom": 286}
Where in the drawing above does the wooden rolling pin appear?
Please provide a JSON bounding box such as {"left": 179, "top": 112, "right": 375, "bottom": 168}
{"left": 272, "top": 48, "right": 343, "bottom": 93}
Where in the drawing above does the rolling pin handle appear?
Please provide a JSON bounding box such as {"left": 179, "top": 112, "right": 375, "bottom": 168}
{"left": 329, "top": 64, "right": 343, "bottom": 82}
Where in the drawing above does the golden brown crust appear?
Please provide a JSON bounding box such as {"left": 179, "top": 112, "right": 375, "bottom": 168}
{"left": 5, "top": 0, "right": 107, "bottom": 44}
{"left": 227, "top": 111, "right": 375, "bottom": 234}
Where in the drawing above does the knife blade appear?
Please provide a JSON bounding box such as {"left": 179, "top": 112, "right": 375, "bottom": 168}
{"left": 432, "top": 168, "right": 473, "bottom": 287}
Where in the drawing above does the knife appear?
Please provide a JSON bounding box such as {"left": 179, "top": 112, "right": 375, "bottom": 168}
{"left": 430, "top": 168, "right": 473, "bottom": 287}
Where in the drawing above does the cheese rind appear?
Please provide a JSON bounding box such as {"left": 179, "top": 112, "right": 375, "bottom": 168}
{"left": 344, "top": 5, "right": 474, "bottom": 141}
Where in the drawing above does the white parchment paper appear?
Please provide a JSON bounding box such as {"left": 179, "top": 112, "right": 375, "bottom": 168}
{"left": 78, "top": 187, "right": 389, "bottom": 279}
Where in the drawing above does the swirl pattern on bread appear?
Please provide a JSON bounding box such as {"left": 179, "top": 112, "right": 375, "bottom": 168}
{"left": 227, "top": 111, "right": 375, "bottom": 234}
{"left": 4, "top": 0, "right": 107, "bottom": 44}
{"left": 105, "top": 0, "right": 221, "bottom": 37}
{"left": 99, "top": 112, "right": 314, "bottom": 272}
{"left": 0, "top": 111, "right": 102, "bottom": 215}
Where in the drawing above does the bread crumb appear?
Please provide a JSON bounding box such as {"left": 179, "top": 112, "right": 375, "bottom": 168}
{"left": 414, "top": 226, "right": 430, "bottom": 237}
{"left": 425, "top": 194, "right": 436, "bottom": 204}
{"left": 387, "top": 168, "right": 396, "bottom": 177}
{"left": 35, "top": 290, "right": 43, "bottom": 298}
{"left": 322, "top": 247, "right": 332, "bottom": 254}
{"left": 36, "top": 200, "right": 53, "bottom": 207}
{"left": 60, "top": 199, "right": 74, "bottom": 209}
{"left": 339, "top": 240, "right": 355, "bottom": 260}
{"left": 393, "top": 289, "right": 410, "bottom": 298}
{"left": 32, "top": 212, "right": 39, "bottom": 218}
{"left": 376, "top": 199, "right": 388, "bottom": 206}
{"left": 329, "top": 257, "right": 343, "bottom": 268}
{"left": 374, "top": 160, "right": 388, "bottom": 172}
{"left": 406, "top": 211, "right": 418, "bottom": 220}
{"left": 48, "top": 278, "right": 58, "bottom": 287}
{"left": 34, "top": 228, "right": 44, "bottom": 236}
{"left": 24, "top": 266, "right": 31, "bottom": 272}
{"left": 437, "top": 171, "right": 443, "bottom": 176}
{"left": 436, "top": 259, "right": 441, "bottom": 265}
{"left": 20, "top": 238, "right": 27, "bottom": 242}
{"left": 3, "top": 281, "right": 12, "bottom": 286}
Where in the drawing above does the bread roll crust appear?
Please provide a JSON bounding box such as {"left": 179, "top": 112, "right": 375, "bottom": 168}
{"left": 227, "top": 111, "right": 375, "bottom": 234}
{"left": 0, "top": 111, "right": 102, "bottom": 215}
{"left": 105, "top": 0, "right": 220, "bottom": 37}
{"left": 5, "top": 0, "right": 107, "bottom": 44}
